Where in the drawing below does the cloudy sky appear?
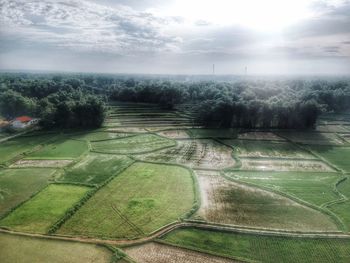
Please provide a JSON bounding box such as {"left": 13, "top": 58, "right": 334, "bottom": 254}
{"left": 0, "top": 0, "right": 349, "bottom": 75}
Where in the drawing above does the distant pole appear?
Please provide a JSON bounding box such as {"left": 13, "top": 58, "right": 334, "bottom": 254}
{"left": 213, "top": 64, "right": 215, "bottom": 75}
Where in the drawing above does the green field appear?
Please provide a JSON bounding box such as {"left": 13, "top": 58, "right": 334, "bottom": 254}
{"left": 162, "top": 228, "right": 350, "bottom": 263}
{"left": 309, "top": 146, "right": 350, "bottom": 172}
{"left": 58, "top": 162, "right": 195, "bottom": 238}
{"left": 72, "top": 131, "right": 132, "bottom": 141}
{"left": 277, "top": 131, "right": 345, "bottom": 145}
{"left": 188, "top": 128, "right": 237, "bottom": 138}
{"left": 329, "top": 177, "right": 350, "bottom": 231}
{"left": 0, "top": 233, "right": 112, "bottom": 263}
{"left": 0, "top": 168, "right": 56, "bottom": 217}
{"left": 60, "top": 153, "right": 133, "bottom": 184}
{"left": 91, "top": 134, "right": 176, "bottom": 154}
{"left": 226, "top": 171, "right": 341, "bottom": 206}
{"left": 0, "top": 184, "right": 90, "bottom": 233}
{"left": 0, "top": 134, "right": 57, "bottom": 164}
{"left": 28, "top": 139, "right": 88, "bottom": 159}
{"left": 224, "top": 139, "right": 315, "bottom": 159}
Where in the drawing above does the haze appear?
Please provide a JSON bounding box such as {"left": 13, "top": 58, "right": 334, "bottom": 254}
{"left": 0, "top": 0, "right": 349, "bottom": 75}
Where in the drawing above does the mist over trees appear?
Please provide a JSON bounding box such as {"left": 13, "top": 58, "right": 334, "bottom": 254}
{"left": 0, "top": 73, "right": 349, "bottom": 130}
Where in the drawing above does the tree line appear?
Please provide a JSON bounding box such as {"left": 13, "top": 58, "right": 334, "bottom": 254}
{"left": 1, "top": 73, "right": 349, "bottom": 129}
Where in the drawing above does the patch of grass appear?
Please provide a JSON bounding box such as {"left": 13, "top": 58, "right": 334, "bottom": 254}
{"left": 71, "top": 131, "right": 132, "bottom": 141}
{"left": 226, "top": 171, "right": 341, "bottom": 207}
{"left": 0, "top": 134, "right": 57, "bottom": 164}
{"left": 162, "top": 228, "right": 350, "bottom": 263}
{"left": 329, "top": 177, "right": 350, "bottom": 231}
{"left": 58, "top": 162, "right": 195, "bottom": 239}
{"left": 224, "top": 139, "right": 315, "bottom": 158}
{"left": 277, "top": 131, "right": 345, "bottom": 145}
{"left": 0, "top": 184, "right": 90, "bottom": 233}
{"left": 28, "top": 139, "right": 88, "bottom": 159}
{"left": 0, "top": 168, "right": 56, "bottom": 217}
{"left": 60, "top": 153, "right": 133, "bottom": 184}
{"left": 91, "top": 134, "right": 175, "bottom": 154}
{"left": 0, "top": 233, "right": 112, "bottom": 263}
{"left": 309, "top": 146, "right": 350, "bottom": 172}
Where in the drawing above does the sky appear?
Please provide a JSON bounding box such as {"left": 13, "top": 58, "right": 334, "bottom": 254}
{"left": 0, "top": 0, "right": 349, "bottom": 75}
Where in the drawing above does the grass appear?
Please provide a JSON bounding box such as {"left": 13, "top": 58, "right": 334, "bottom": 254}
{"left": 277, "top": 131, "right": 345, "bottom": 145}
{"left": 60, "top": 153, "right": 133, "bottom": 184}
{"left": 309, "top": 146, "right": 350, "bottom": 172}
{"left": 0, "top": 233, "right": 112, "bottom": 263}
{"left": 71, "top": 131, "right": 132, "bottom": 141}
{"left": 0, "top": 134, "right": 57, "bottom": 164}
{"left": 329, "top": 177, "right": 350, "bottom": 231}
{"left": 0, "top": 184, "right": 90, "bottom": 233}
{"left": 28, "top": 139, "right": 88, "bottom": 159}
{"left": 58, "top": 162, "right": 195, "bottom": 239}
{"left": 162, "top": 228, "right": 350, "bottom": 263}
{"left": 195, "top": 171, "right": 337, "bottom": 231}
{"left": 0, "top": 168, "right": 56, "bottom": 217}
{"left": 224, "top": 139, "right": 315, "bottom": 159}
{"left": 91, "top": 134, "right": 176, "bottom": 154}
{"left": 226, "top": 171, "right": 341, "bottom": 206}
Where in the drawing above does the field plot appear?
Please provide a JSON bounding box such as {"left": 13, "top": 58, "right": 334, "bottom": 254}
{"left": 0, "top": 233, "right": 112, "bottom": 263}
{"left": 10, "top": 159, "right": 73, "bottom": 168}
{"left": 58, "top": 163, "right": 195, "bottom": 239}
{"left": 195, "top": 170, "right": 337, "bottom": 231}
{"left": 188, "top": 128, "right": 237, "bottom": 138}
{"left": 226, "top": 171, "right": 341, "bottom": 206}
{"left": 125, "top": 242, "right": 236, "bottom": 263}
{"left": 139, "top": 139, "right": 235, "bottom": 169}
{"left": 91, "top": 134, "right": 175, "bottom": 154}
{"left": 0, "top": 184, "right": 90, "bottom": 233}
{"left": 28, "top": 139, "right": 88, "bottom": 159}
{"left": 71, "top": 131, "right": 132, "bottom": 141}
{"left": 60, "top": 153, "right": 133, "bottom": 184}
{"left": 276, "top": 131, "right": 345, "bottom": 145}
{"left": 223, "top": 139, "right": 315, "bottom": 159}
{"left": 0, "top": 134, "right": 57, "bottom": 164}
{"left": 156, "top": 129, "right": 190, "bottom": 139}
{"left": 163, "top": 228, "right": 350, "bottom": 263}
{"left": 107, "top": 127, "right": 147, "bottom": 133}
{"left": 316, "top": 124, "right": 350, "bottom": 133}
{"left": 329, "top": 177, "right": 350, "bottom": 231}
{"left": 0, "top": 168, "right": 56, "bottom": 217}
{"left": 237, "top": 131, "right": 285, "bottom": 141}
{"left": 239, "top": 158, "right": 334, "bottom": 172}
{"left": 309, "top": 146, "right": 350, "bottom": 172}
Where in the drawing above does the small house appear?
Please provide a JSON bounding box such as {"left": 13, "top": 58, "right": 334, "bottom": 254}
{"left": 11, "top": 116, "right": 38, "bottom": 129}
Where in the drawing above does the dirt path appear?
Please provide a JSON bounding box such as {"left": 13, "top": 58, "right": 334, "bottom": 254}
{"left": 1, "top": 221, "right": 350, "bottom": 248}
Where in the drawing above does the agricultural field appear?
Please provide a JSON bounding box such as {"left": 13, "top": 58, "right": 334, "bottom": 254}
{"left": 188, "top": 128, "right": 237, "bottom": 139}
{"left": 10, "top": 159, "right": 73, "bottom": 168}
{"left": 195, "top": 170, "right": 337, "bottom": 231}
{"left": 276, "top": 131, "right": 346, "bottom": 146}
{"left": 0, "top": 168, "right": 56, "bottom": 217}
{"left": 59, "top": 153, "right": 133, "bottom": 184}
{"left": 124, "top": 242, "right": 237, "bottom": 263}
{"left": 237, "top": 131, "right": 285, "bottom": 141}
{"left": 28, "top": 139, "right": 88, "bottom": 159}
{"left": 162, "top": 228, "right": 350, "bottom": 263}
{"left": 223, "top": 139, "right": 315, "bottom": 159}
{"left": 309, "top": 146, "right": 350, "bottom": 172}
{"left": 58, "top": 162, "right": 195, "bottom": 239}
{"left": 238, "top": 158, "right": 334, "bottom": 172}
{"left": 139, "top": 139, "right": 235, "bottom": 169}
{"left": 0, "top": 184, "right": 90, "bottom": 233}
{"left": 0, "top": 233, "right": 112, "bottom": 263}
{"left": 91, "top": 134, "right": 176, "bottom": 154}
{"left": 71, "top": 131, "right": 132, "bottom": 141}
{"left": 156, "top": 129, "right": 190, "bottom": 139}
{"left": 226, "top": 171, "right": 341, "bottom": 207}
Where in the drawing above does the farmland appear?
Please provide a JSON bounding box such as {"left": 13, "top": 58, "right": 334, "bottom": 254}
{"left": 0, "top": 184, "right": 90, "bottom": 233}
{"left": 1, "top": 102, "right": 350, "bottom": 262}
{"left": 0, "top": 233, "right": 112, "bottom": 263}
{"left": 162, "top": 228, "right": 350, "bottom": 263}
{"left": 58, "top": 162, "right": 195, "bottom": 239}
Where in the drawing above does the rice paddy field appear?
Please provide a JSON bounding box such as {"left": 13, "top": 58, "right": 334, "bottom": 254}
{"left": 1, "top": 103, "right": 350, "bottom": 262}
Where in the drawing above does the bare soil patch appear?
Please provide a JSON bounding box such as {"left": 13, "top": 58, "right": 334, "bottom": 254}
{"left": 238, "top": 132, "right": 285, "bottom": 141}
{"left": 156, "top": 130, "right": 190, "bottom": 139}
{"left": 11, "top": 159, "right": 73, "bottom": 168}
{"left": 125, "top": 242, "right": 237, "bottom": 263}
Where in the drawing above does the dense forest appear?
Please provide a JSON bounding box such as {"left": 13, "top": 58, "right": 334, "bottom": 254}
{"left": 0, "top": 73, "right": 349, "bottom": 129}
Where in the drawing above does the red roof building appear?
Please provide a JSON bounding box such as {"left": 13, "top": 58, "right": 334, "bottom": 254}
{"left": 15, "top": 116, "right": 33, "bottom": 123}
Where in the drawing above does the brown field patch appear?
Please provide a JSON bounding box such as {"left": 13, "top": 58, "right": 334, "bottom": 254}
{"left": 238, "top": 132, "right": 285, "bottom": 141}
{"left": 156, "top": 130, "right": 190, "bottom": 139}
{"left": 125, "top": 242, "right": 237, "bottom": 263}
{"left": 10, "top": 159, "right": 73, "bottom": 168}
{"left": 195, "top": 170, "right": 337, "bottom": 231}
{"left": 106, "top": 127, "right": 147, "bottom": 133}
